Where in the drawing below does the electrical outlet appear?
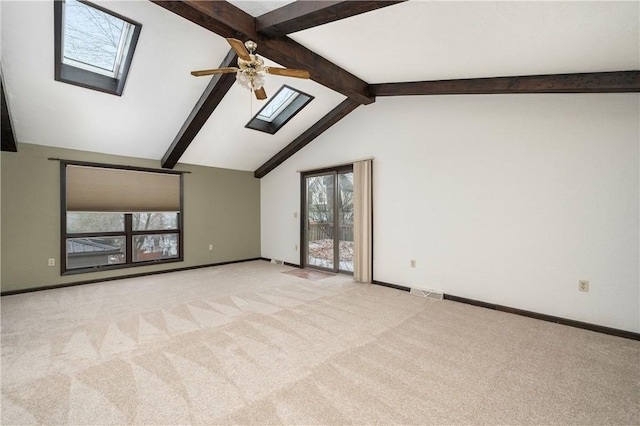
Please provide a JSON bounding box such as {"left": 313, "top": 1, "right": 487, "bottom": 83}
{"left": 579, "top": 280, "right": 589, "bottom": 292}
{"left": 294, "top": 212, "right": 298, "bottom": 218}
{"left": 295, "top": 244, "right": 298, "bottom": 251}
{"left": 410, "top": 259, "right": 416, "bottom": 268}
{"left": 208, "top": 244, "right": 213, "bottom": 251}
{"left": 48, "top": 258, "right": 55, "bottom": 267}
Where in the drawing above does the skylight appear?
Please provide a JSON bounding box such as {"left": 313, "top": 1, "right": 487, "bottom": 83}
{"left": 246, "top": 85, "right": 313, "bottom": 134}
{"left": 54, "top": 0, "right": 142, "bottom": 95}
{"left": 63, "top": 0, "right": 130, "bottom": 77}
{"left": 257, "top": 87, "right": 300, "bottom": 123}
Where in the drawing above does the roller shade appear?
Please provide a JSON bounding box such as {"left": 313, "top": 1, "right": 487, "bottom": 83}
{"left": 65, "top": 164, "right": 181, "bottom": 212}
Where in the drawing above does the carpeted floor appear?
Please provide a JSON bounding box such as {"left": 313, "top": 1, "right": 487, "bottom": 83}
{"left": 1, "top": 260, "right": 639, "bottom": 424}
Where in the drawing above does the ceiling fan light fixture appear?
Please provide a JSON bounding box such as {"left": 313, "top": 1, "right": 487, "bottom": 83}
{"left": 236, "top": 71, "right": 265, "bottom": 91}
{"left": 190, "top": 38, "right": 309, "bottom": 100}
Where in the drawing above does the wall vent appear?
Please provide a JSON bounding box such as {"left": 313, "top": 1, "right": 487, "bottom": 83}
{"left": 270, "top": 259, "right": 284, "bottom": 265}
{"left": 409, "top": 288, "right": 443, "bottom": 300}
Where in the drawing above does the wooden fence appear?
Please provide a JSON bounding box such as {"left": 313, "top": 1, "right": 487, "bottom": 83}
{"left": 308, "top": 223, "right": 353, "bottom": 242}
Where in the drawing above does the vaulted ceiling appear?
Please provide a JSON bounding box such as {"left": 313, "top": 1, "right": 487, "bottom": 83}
{"left": 2, "top": 0, "right": 638, "bottom": 177}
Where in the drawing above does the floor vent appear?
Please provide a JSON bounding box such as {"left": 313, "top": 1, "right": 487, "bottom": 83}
{"left": 409, "top": 288, "right": 443, "bottom": 300}
{"left": 270, "top": 259, "right": 284, "bottom": 265}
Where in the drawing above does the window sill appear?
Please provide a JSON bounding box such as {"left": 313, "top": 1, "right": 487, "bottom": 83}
{"left": 62, "top": 257, "right": 184, "bottom": 276}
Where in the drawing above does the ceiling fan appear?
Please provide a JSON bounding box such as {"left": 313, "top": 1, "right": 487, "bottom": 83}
{"left": 191, "top": 38, "right": 311, "bottom": 100}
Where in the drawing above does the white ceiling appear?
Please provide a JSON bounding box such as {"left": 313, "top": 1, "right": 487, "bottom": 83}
{"left": 290, "top": 1, "right": 639, "bottom": 83}
{"left": 228, "top": 0, "right": 295, "bottom": 17}
{"left": 2, "top": 0, "right": 638, "bottom": 172}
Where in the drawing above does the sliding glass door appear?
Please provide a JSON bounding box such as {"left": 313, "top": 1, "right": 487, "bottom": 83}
{"left": 303, "top": 166, "right": 353, "bottom": 273}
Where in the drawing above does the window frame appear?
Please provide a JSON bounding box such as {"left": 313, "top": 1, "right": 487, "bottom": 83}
{"left": 245, "top": 85, "right": 314, "bottom": 134}
{"left": 53, "top": 0, "right": 142, "bottom": 96}
{"left": 60, "top": 161, "right": 184, "bottom": 275}
{"left": 300, "top": 164, "right": 354, "bottom": 273}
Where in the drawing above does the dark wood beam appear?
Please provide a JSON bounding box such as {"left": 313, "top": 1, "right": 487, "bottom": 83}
{"left": 257, "top": 36, "right": 373, "bottom": 105}
{"left": 1, "top": 77, "right": 17, "bottom": 152}
{"left": 151, "top": 0, "right": 257, "bottom": 39}
{"left": 370, "top": 71, "right": 640, "bottom": 96}
{"left": 161, "top": 49, "right": 237, "bottom": 169}
{"left": 256, "top": 1, "right": 407, "bottom": 37}
{"left": 150, "top": 0, "right": 374, "bottom": 105}
{"left": 254, "top": 99, "right": 360, "bottom": 178}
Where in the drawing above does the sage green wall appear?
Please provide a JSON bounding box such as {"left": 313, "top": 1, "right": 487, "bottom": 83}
{"left": 1, "top": 143, "right": 261, "bottom": 292}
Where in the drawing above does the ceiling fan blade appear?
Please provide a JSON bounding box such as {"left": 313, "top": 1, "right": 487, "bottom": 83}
{"left": 226, "top": 38, "right": 251, "bottom": 61}
{"left": 266, "top": 67, "right": 310, "bottom": 79}
{"left": 191, "top": 67, "right": 238, "bottom": 77}
{"left": 254, "top": 87, "right": 267, "bottom": 100}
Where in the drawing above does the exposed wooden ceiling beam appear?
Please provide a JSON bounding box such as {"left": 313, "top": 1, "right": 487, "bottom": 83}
{"left": 151, "top": 0, "right": 257, "bottom": 39}
{"left": 151, "top": 0, "right": 374, "bottom": 105}
{"left": 254, "top": 99, "right": 361, "bottom": 178}
{"left": 161, "top": 49, "right": 237, "bottom": 169}
{"left": 256, "top": 1, "right": 407, "bottom": 37}
{"left": 1, "top": 77, "right": 17, "bottom": 153}
{"left": 256, "top": 36, "right": 372, "bottom": 105}
{"left": 370, "top": 71, "right": 640, "bottom": 96}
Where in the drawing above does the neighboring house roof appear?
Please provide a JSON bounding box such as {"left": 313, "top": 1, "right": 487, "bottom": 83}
{"left": 66, "top": 239, "right": 121, "bottom": 255}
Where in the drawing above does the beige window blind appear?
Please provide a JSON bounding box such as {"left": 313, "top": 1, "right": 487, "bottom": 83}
{"left": 65, "top": 164, "right": 181, "bottom": 212}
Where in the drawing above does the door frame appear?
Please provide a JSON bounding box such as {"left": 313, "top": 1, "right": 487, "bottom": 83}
{"left": 300, "top": 164, "right": 353, "bottom": 273}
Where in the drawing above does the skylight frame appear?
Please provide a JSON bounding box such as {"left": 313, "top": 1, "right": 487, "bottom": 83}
{"left": 246, "top": 85, "right": 314, "bottom": 134}
{"left": 54, "top": 0, "right": 142, "bottom": 96}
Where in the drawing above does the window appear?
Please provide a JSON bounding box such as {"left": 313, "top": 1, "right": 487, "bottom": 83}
{"left": 246, "top": 85, "right": 314, "bottom": 134}
{"left": 61, "top": 162, "right": 183, "bottom": 275}
{"left": 54, "top": 0, "right": 142, "bottom": 96}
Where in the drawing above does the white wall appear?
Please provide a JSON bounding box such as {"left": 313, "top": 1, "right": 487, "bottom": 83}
{"left": 261, "top": 94, "right": 640, "bottom": 333}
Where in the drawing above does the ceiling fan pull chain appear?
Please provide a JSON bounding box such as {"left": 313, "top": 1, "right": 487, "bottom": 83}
{"left": 249, "top": 79, "right": 253, "bottom": 120}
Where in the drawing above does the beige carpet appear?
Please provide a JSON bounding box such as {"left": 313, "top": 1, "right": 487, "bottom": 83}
{"left": 1, "top": 260, "right": 638, "bottom": 425}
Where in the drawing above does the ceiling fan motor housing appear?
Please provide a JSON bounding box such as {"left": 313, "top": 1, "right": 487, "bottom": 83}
{"left": 244, "top": 40, "right": 258, "bottom": 53}
{"left": 238, "top": 55, "right": 265, "bottom": 76}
